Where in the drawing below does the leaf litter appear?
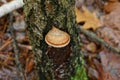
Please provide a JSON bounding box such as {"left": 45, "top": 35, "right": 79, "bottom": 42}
{"left": 0, "top": 1, "right": 36, "bottom": 79}
{"left": 76, "top": 0, "right": 120, "bottom": 80}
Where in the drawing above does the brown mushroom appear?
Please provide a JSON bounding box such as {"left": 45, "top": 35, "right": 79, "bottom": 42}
{"left": 45, "top": 26, "right": 70, "bottom": 48}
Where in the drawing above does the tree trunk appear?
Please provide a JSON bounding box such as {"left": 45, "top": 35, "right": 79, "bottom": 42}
{"left": 24, "top": 0, "right": 87, "bottom": 80}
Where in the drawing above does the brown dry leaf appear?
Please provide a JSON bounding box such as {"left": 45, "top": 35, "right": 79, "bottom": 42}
{"left": 109, "top": 0, "right": 119, "bottom": 1}
{"left": 104, "top": 0, "right": 120, "bottom": 13}
{"left": 7, "top": 0, "right": 13, "bottom": 2}
{"left": 75, "top": 6, "right": 101, "bottom": 30}
{"left": 101, "top": 1, "right": 120, "bottom": 31}
{"left": 93, "top": 59, "right": 107, "bottom": 80}
{"left": 0, "top": 1, "right": 3, "bottom": 6}
{"left": 25, "top": 59, "right": 35, "bottom": 74}
{"left": 99, "top": 50, "right": 120, "bottom": 80}
{"left": 86, "top": 42, "right": 97, "bottom": 53}
{"left": 97, "top": 27, "right": 120, "bottom": 45}
{"left": 88, "top": 67, "right": 99, "bottom": 79}
{"left": 101, "top": 9, "right": 120, "bottom": 31}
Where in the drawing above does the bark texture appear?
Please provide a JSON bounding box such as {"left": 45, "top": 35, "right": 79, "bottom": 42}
{"left": 24, "top": 0, "right": 87, "bottom": 80}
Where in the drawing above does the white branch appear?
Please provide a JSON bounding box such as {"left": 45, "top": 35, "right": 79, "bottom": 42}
{"left": 0, "top": 0, "right": 24, "bottom": 18}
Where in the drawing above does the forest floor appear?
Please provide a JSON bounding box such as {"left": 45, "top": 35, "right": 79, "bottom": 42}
{"left": 0, "top": 0, "right": 120, "bottom": 80}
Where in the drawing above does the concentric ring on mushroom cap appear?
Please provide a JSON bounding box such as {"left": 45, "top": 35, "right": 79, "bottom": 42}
{"left": 45, "top": 27, "right": 70, "bottom": 48}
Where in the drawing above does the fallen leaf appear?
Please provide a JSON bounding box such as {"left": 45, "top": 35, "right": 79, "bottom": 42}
{"left": 88, "top": 67, "right": 99, "bottom": 79}
{"left": 101, "top": 8, "right": 120, "bottom": 31}
{"left": 86, "top": 42, "right": 97, "bottom": 53}
{"left": 75, "top": 0, "right": 84, "bottom": 8}
{"left": 109, "top": 0, "right": 119, "bottom": 2}
{"left": 99, "top": 50, "right": 120, "bottom": 80}
{"left": 93, "top": 59, "right": 107, "bottom": 80}
{"left": 104, "top": 0, "right": 120, "bottom": 13}
{"left": 25, "top": 59, "right": 35, "bottom": 74}
{"left": 101, "top": 1, "right": 120, "bottom": 31}
{"left": 97, "top": 27, "right": 120, "bottom": 45}
{"left": 75, "top": 6, "right": 101, "bottom": 30}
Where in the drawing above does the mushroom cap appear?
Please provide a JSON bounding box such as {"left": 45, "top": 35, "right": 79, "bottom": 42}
{"left": 45, "top": 26, "right": 70, "bottom": 48}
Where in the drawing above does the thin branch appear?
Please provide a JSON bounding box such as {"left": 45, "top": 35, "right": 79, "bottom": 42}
{"left": 0, "top": 0, "right": 24, "bottom": 18}
{"left": 79, "top": 27, "right": 120, "bottom": 54}
{"left": 18, "top": 44, "right": 32, "bottom": 50}
{"left": 0, "top": 38, "right": 12, "bottom": 51}
{"left": 8, "top": 13, "right": 26, "bottom": 80}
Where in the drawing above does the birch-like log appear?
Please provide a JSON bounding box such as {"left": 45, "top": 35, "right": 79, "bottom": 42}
{"left": 0, "top": 0, "right": 24, "bottom": 18}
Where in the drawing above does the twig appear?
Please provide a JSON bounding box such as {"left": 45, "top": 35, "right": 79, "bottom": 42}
{"left": 18, "top": 44, "right": 32, "bottom": 50}
{"left": 0, "top": 38, "right": 12, "bottom": 51}
{"left": 3, "top": 24, "right": 7, "bottom": 33}
{"left": 0, "top": 0, "right": 24, "bottom": 18}
{"left": 79, "top": 27, "right": 120, "bottom": 54}
{"left": 8, "top": 13, "right": 26, "bottom": 80}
